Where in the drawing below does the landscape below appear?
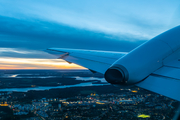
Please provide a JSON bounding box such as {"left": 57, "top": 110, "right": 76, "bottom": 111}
{"left": 0, "top": 70, "right": 178, "bottom": 120}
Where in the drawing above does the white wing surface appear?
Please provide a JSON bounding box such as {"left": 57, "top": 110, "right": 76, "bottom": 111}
{"left": 45, "top": 48, "right": 127, "bottom": 74}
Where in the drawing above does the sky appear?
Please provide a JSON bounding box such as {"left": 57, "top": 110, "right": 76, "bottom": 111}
{"left": 0, "top": 0, "right": 179, "bottom": 69}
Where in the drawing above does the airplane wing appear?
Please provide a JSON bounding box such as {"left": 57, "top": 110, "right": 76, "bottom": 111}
{"left": 46, "top": 47, "right": 180, "bottom": 101}
{"left": 45, "top": 25, "right": 180, "bottom": 102}
{"left": 45, "top": 48, "right": 127, "bottom": 74}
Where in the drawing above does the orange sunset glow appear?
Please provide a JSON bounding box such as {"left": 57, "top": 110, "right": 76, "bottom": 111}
{"left": 0, "top": 58, "right": 85, "bottom": 69}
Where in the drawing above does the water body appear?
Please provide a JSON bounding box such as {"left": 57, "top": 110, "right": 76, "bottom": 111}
{"left": 73, "top": 76, "right": 107, "bottom": 82}
{"left": 0, "top": 82, "right": 107, "bottom": 92}
{"left": 1, "top": 74, "right": 106, "bottom": 81}
{"left": 2, "top": 74, "right": 56, "bottom": 78}
{"left": 1, "top": 74, "right": 107, "bottom": 82}
{"left": 0, "top": 73, "right": 108, "bottom": 92}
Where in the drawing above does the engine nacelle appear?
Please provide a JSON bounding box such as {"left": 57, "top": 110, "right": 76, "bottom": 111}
{"left": 105, "top": 26, "right": 180, "bottom": 85}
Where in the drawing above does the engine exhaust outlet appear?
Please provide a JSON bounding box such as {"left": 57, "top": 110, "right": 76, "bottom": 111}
{"left": 104, "top": 65, "right": 129, "bottom": 85}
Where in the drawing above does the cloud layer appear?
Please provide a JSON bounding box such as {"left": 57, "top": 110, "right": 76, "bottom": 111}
{"left": 0, "top": 0, "right": 179, "bottom": 69}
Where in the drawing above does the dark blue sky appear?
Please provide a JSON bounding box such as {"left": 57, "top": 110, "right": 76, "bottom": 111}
{"left": 0, "top": 0, "right": 179, "bottom": 69}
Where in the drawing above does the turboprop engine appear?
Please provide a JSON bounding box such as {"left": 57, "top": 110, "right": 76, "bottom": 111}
{"left": 104, "top": 26, "right": 180, "bottom": 85}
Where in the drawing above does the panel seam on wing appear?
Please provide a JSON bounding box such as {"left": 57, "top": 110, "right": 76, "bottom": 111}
{"left": 150, "top": 73, "right": 180, "bottom": 81}
{"left": 163, "top": 65, "right": 180, "bottom": 69}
